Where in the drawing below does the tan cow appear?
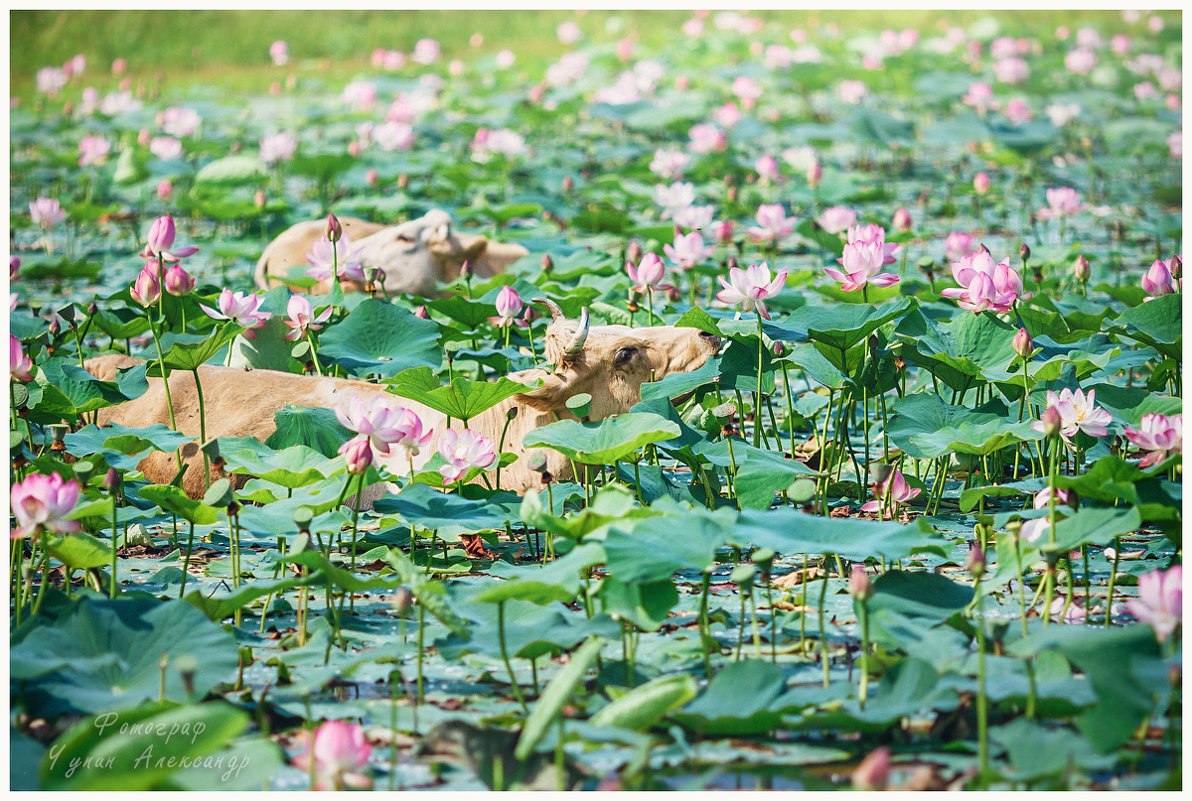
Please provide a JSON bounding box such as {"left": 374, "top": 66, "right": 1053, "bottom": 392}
{"left": 86, "top": 301, "right": 721, "bottom": 502}
{"left": 254, "top": 209, "right": 529, "bottom": 297}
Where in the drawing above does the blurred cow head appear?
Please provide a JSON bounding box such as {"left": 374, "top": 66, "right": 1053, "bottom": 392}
{"left": 255, "top": 208, "right": 528, "bottom": 297}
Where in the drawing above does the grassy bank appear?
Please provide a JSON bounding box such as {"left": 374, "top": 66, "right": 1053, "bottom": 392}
{"left": 10, "top": 9, "right": 1138, "bottom": 101}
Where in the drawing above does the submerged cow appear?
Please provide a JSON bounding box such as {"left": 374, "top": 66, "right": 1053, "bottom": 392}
{"left": 87, "top": 300, "right": 721, "bottom": 501}
{"left": 254, "top": 209, "right": 529, "bottom": 297}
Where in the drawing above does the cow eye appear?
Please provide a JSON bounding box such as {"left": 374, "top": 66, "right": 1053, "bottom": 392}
{"left": 615, "top": 347, "right": 637, "bottom": 366}
{"left": 395, "top": 233, "right": 415, "bottom": 244}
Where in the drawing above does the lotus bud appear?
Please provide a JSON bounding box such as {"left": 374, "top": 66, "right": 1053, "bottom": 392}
{"left": 392, "top": 586, "right": 413, "bottom": 615}
{"left": 562, "top": 175, "right": 574, "bottom": 193}
{"left": 9, "top": 256, "right": 19, "bottom": 279}
{"left": 397, "top": 174, "right": 409, "bottom": 189}
{"left": 848, "top": 565, "right": 873, "bottom": 601}
{"left": 807, "top": 160, "right": 822, "bottom": 187}
{"left": 164, "top": 264, "right": 195, "bottom": 296}
{"left": 342, "top": 436, "right": 373, "bottom": 474}
{"left": 892, "top": 208, "right": 912, "bottom": 232}
{"left": 254, "top": 189, "right": 266, "bottom": 209}
{"left": 727, "top": 254, "right": 739, "bottom": 271}
{"left": 156, "top": 179, "right": 173, "bottom": 200}
{"left": 1005, "top": 519, "right": 1023, "bottom": 541}
{"left": 130, "top": 263, "right": 161, "bottom": 307}
{"left": 1012, "top": 327, "right": 1033, "bottom": 359}
{"left": 1170, "top": 255, "right": 1182, "bottom": 280}
{"left": 852, "top": 746, "right": 890, "bottom": 791}
{"left": 48, "top": 316, "right": 61, "bottom": 336}
{"left": 867, "top": 334, "right": 879, "bottom": 351}
{"left": 365, "top": 168, "right": 379, "bottom": 188}
{"left": 103, "top": 467, "right": 121, "bottom": 495}
{"left": 138, "top": 127, "right": 151, "bottom": 147}
{"left": 626, "top": 241, "right": 642, "bottom": 266}
{"left": 326, "top": 213, "right": 342, "bottom": 243}
{"left": 414, "top": 305, "right": 430, "bottom": 320}
{"left": 88, "top": 302, "right": 98, "bottom": 316}
{"left": 1040, "top": 405, "right": 1062, "bottom": 438}
{"left": 715, "top": 220, "right": 735, "bottom": 244}
{"left": 540, "top": 254, "right": 554, "bottom": 274}
{"left": 459, "top": 260, "right": 472, "bottom": 280}
{"left": 967, "top": 546, "right": 987, "bottom": 578}
{"left": 347, "top": 141, "right": 361, "bottom": 157}
{"left": 726, "top": 185, "right": 738, "bottom": 204}
{"left": 973, "top": 171, "right": 991, "bottom": 195}
{"left": 773, "top": 341, "right": 786, "bottom": 357}
{"left": 1019, "top": 243, "right": 1031, "bottom": 261}
{"left": 1073, "top": 254, "right": 1090, "bottom": 283}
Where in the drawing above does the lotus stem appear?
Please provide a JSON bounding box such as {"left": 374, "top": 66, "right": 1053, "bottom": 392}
{"left": 110, "top": 491, "right": 120, "bottom": 598}
{"left": 1105, "top": 537, "right": 1120, "bottom": 627}
{"left": 146, "top": 314, "right": 183, "bottom": 471}
{"left": 754, "top": 310, "right": 765, "bottom": 448}
{"left": 497, "top": 600, "right": 528, "bottom": 713}
{"left": 819, "top": 554, "right": 831, "bottom": 688}
{"left": 191, "top": 368, "right": 211, "bottom": 490}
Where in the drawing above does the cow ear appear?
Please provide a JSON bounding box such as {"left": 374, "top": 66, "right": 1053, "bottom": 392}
{"left": 514, "top": 372, "right": 570, "bottom": 412}
{"left": 462, "top": 235, "right": 489, "bottom": 263}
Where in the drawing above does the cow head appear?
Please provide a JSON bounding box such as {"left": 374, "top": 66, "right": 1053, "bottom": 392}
{"left": 356, "top": 209, "right": 526, "bottom": 293}
{"left": 514, "top": 298, "right": 722, "bottom": 420}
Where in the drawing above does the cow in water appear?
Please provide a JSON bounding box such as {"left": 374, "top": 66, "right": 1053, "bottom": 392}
{"left": 254, "top": 209, "right": 528, "bottom": 298}
{"left": 86, "top": 300, "right": 721, "bottom": 501}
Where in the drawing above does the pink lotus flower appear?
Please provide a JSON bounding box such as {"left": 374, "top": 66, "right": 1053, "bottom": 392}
{"left": 688, "top": 123, "right": 726, "bottom": 154}
{"left": 439, "top": 429, "right": 497, "bottom": 483}
{"left": 11, "top": 472, "right": 82, "bottom": 539}
{"left": 163, "top": 264, "right": 195, "bottom": 296}
{"left": 627, "top": 252, "right": 666, "bottom": 292}
{"left": 10, "top": 335, "right": 33, "bottom": 382}
{"left": 860, "top": 468, "right": 921, "bottom": 518}
{"left": 78, "top": 135, "right": 110, "bottom": 167}
{"left": 806, "top": 160, "right": 823, "bottom": 187}
{"left": 1065, "top": 47, "right": 1097, "bottom": 75}
{"left": 283, "top": 295, "right": 332, "bottom": 342}
{"left": 157, "top": 179, "right": 173, "bottom": 200}
{"left": 754, "top": 155, "right": 780, "bottom": 183}
{"left": 1019, "top": 487, "right": 1071, "bottom": 544}
{"left": 663, "top": 231, "right": 713, "bottom": 271}
{"left": 714, "top": 220, "right": 735, "bottom": 244}
{"left": 940, "top": 248, "right": 1022, "bottom": 313}
{"left": 1126, "top": 564, "right": 1182, "bottom": 642}
{"left": 846, "top": 224, "right": 899, "bottom": 264}
{"left": 495, "top": 49, "right": 515, "bottom": 70}
{"left": 30, "top": 197, "right": 66, "bottom": 229}
{"left": 200, "top": 289, "right": 272, "bottom": 338}
{"left": 390, "top": 409, "right": 434, "bottom": 460}
{"left": 270, "top": 40, "right": 289, "bottom": 66}
{"left": 492, "top": 286, "right": 524, "bottom": 328}
{"left": 149, "top": 136, "right": 182, "bottom": 160}
{"left": 732, "top": 76, "right": 763, "bottom": 107}
{"left": 715, "top": 261, "right": 787, "bottom": 320}
{"left": 339, "top": 435, "right": 374, "bottom": 475}
{"left": 10, "top": 256, "right": 19, "bottom": 279}
{"left": 556, "top": 21, "right": 583, "bottom": 45}
{"left": 341, "top": 80, "right": 377, "bottom": 111}
{"left": 335, "top": 395, "right": 414, "bottom": 457}
{"left": 160, "top": 107, "right": 201, "bottom": 138}
{"left": 993, "top": 57, "right": 1029, "bottom": 84}
{"left": 1030, "top": 388, "right": 1112, "bottom": 440}
{"left": 892, "top": 208, "right": 912, "bottom": 232}
{"left": 944, "top": 231, "right": 975, "bottom": 261}
{"left": 259, "top": 132, "right": 297, "bottom": 164}
{"left": 672, "top": 205, "right": 714, "bottom": 231}
{"left": 305, "top": 234, "right": 366, "bottom": 283}
{"left": 36, "top": 66, "right": 68, "bottom": 96}
{"left": 747, "top": 204, "right": 794, "bottom": 243}
{"left": 130, "top": 263, "right": 162, "bottom": 307}
{"left": 1040, "top": 187, "right": 1084, "bottom": 219}
{"left": 373, "top": 121, "right": 415, "bottom": 152}
{"left": 817, "top": 206, "right": 856, "bottom": 235}
{"left": 471, "top": 128, "right": 527, "bottom": 161}
{"left": 1168, "top": 131, "right": 1182, "bottom": 159}
{"left": 292, "top": 720, "right": 373, "bottom": 791}
{"left": 1045, "top": 102, "right": 1082, "bottom": 126}
{"left": 973, "top": 172, "right": 991, "bottom": 195}
{"left": 410, "top": 37, "right": 440, "bottom": 65}
{"left": 827, "top": 240, "right": 901, "bottom": 292}
{"left": 653, "top": 182, "right": 696, "bottom": 218}
{"left": 963, "top": 82, "right": 994, "bottom": 113}
{"left": 1123, "top": 413, "right": 1182, "bottom": 467}
{"left": 714, "top": 102, "right": 741, "bottom": 128}
{"left": 838, "top": 79, "right": 867, "bottom": 104}
{"left": 1141, "top": 258, "right": 1177, "bottom": 300}
{"left": 649, "top": 148, "right": 690, "bottom": 180}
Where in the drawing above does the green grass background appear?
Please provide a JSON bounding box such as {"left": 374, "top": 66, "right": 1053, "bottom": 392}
{"left": 11, "top": 9, "right": 1139, "bottom": 101}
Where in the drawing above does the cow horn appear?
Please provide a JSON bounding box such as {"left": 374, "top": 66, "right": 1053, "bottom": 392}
{"left": 564, "top": 307, "right": 590, "bottom": 357}
{"left": 532, "top": 297, "right": 566, "bottom": 322}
